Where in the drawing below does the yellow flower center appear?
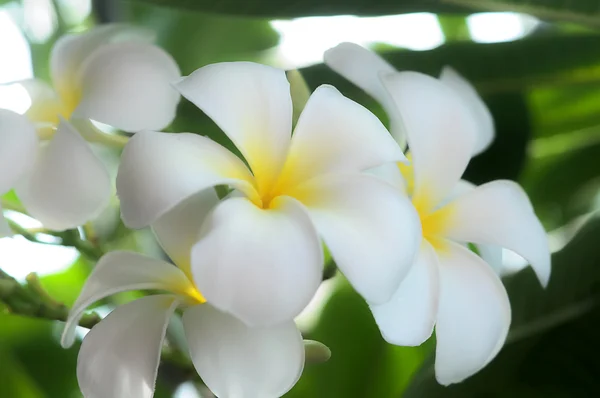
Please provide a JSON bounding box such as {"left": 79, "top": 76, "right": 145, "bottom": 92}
{"left": 397, "top": 157, "right": 455, "bottom": 252}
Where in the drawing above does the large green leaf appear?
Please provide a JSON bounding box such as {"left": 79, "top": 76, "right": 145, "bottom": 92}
{"left": 130, "top": 0, "right": 600, "bottom": 26}
{"left": 404, "top": 214, "right": 600, "bottom": 397}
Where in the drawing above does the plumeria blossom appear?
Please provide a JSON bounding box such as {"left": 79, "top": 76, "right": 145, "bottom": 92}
{"left": 324, "top": 42, "right": 494, "bottom": 155}
{"left": 62, "top": 190, "right": 306, "bottom": 398}
{"left": 0, "top": 24, "right": 180, "bottom": 233}
{"left": 350, "top": 71, "right": 549, "bottom": 384}
{"left": 117, "top": 61, "right": 422, "bottom": 327}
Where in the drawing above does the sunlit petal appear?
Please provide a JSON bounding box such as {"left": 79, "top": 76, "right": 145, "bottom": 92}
{"left": 174, "top": 62, "right": 292, "bottom": 193}
{"left": 152, "top": 189, "right": 219, "bottom": 276}
{"left": 191, "top": 196, "right": 323, "bottom": 326}
{"left": 381, "top": 72, "right": 478, "bottom": 211}
{"left": 281, "top": 84, "right": 406, "bottom": 188}
{"left": 440, "top": 67, "right": 494, "bottom": 156}
{"left": 74, "top": 42, "right": 181, "bottom": 132}
{"left": 0, "top": 109, "right": 38, "bottom": 194}
{"left": 435, "top": 242, "right": 511, "bottom": 385}
{"left": 61, "top": 251, "right": 193, "bottom": 348}
{"left": 183, "top": 304, "right": 304, "bottom": 397}
{"left": 117, "top": 131, "right": 255, "bottom": 228}
{"left": 324, "top": 42, "right": 405, "bottom": 145}
{"left": 444, "top": 180, "right": 550, "bottom": 286}
{"left": 15, "top": 119, "right": 110, "bottom": 230}
{"left": 77, "top": 295, "right": 178, "bottom": 398}
{"left": 370, "top": 242, "right": 439, "bottom": 346}
{"left": 293, "top": 174, "right": 421, "bottom": 304}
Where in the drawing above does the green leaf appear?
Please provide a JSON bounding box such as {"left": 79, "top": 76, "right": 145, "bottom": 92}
{"left": 131, "top": 0, "right": 600, "bottom": 26}
{"left": 405, "top": 214, "right": 600, "bottom": 397}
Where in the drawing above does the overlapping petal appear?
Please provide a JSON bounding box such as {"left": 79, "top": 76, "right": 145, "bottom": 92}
{"left": 19, "top": 79, "right": 64, "bottom": 127}
{"left": 77, "top": 294, "right": 178, "bottom": 398}
{"left": 440, "top": 67, "right": 494, "bottom": 156}
{"left": 183, "top": 304, "right": 304, "bottom": 398}
{"left": 50, "top": 23, "right": 154, "bottom": 106}
{"left": 279, "top": 84, "right": 406, "bottom": 188}
{"left": 435, "top": 242, "right": 511, "bottom": 385}
{"left": 74, "top": 42, "right": 181, "bottom": 131}
{"left": 323, "top": 42, "right": 405, "bottom": 144}
{"left": 117, "top": 131, "right": 255, "bottom": 228}
{"left": 174, "top": 62, "right": 292, "bottom": 194}
{"left": 152, "top": 188, "right": 219, "bottom": 276}
{"left": 292, "top": 174, "right": 421, "bottom": 304}
{"left": 15, "top": 119, "right": 110, "bottom": 230}
{"left": 370, "top": 242, "right": 439, "bottom": 346}
{"left": 381, "top": 72, "right": 478, "bottom": 211}
{"left": 0, "top": 109, "right": 38, "bottom": 194}
{"left": 61, "top": 251, "right": 193, "bottom": 348}
{"left": 444, "top": 180, "right": 550, "bottom": 286}
{"left": 191, "top": 196, "right": 323, "bottom": 326}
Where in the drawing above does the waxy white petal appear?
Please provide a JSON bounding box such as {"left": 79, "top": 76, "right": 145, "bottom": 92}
{"left": 51, "top": 24, "right": 154, "bottom": 102}
{"left": 324, "top": 43, "right": 405, "bottom": 146}
{"left": 444, "top": 180, "right": 550, "bottom": 286}
{"left": 294, "top": 174, "right": 421, "bottom": 304}
{"left": 365, "top": 162, "right": 407, "bottom": 193}
{"left": 15, "top": 119, "right": 110, "bottom": 230}
{"left": 174, "top": 62, "right": 292, "bottom": 193}
{"left": 191, "top": 196, "right": 323, "bottom": 326}
{"left": 477, "top": 244, "right": 504, "bottom": 275}
{"left": 152, "top": 189, "right": 219, "bottom": 274}
{"left": 382, "top": 72, "right": 478, "bottom": 210}
{"left": 440, "top": 67, "right": 494, "bottom": 156}
{"left": 61, "top": 251, "right": 193, "bottom": 348}
{"left": 435, "top": 242, "right": 511, "bottom": 385}
{"left": 117, "top": 131, "right": 255, "bottom": 228}
{"left": 282, "top": 84, "right": 406, "bottom": 187}
{"left": 75, "top": 42, "right": 181, "bottom": 132}
{"left": 77, "top": 295, "right": 178, "bottom": 398}
{"left": 183, "top": 304, "right": 304, "bottom": 398}
{"left": 19, "top": 79, "right": 63, "bottom": 126}
{"left": 0, "top": 109, "right": 38, "bottom": 194}
{"left": 370, "top": 243, "right": 439, "bottom": 346}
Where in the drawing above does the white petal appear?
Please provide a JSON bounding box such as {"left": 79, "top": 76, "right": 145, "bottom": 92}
{"left": 191, "top": 196, "right": 323, "bottom": 326}
{"left": 77, "top": 294, "right": 178, "bottom": 398}
{"left": 51, "top": 24, "right": 154, "bottom": 102}
{"left": 323, "top": 42, "right": 405, "bottom": 145}
{"left": 293, "top": 174, "right": 421, "bottom": 304}
{"left": 74, "top": 42, "right": 181, "bottom": 132}
{"left": 0, "top": 210, "right": 11, "bottom": 238}
{"left": 0, "top": 109, "right": 38, "bottom": 194}
{"left": 444, "top": 180, "right": 550, "bottom": 286}
{"left": 365, "top": 162, "right": 407, "bottom": 193}
{"left": 281, "top": 84, "right": 406, "bottom": 187}
{"left": 183, "top": 304, "right": 304, "bottom": 398}
{"left": 440, "top": 67, "right": 494, "bottom": 156}
{"left": 61, "top": 251, "right": 193, "bottom": 348}
{"left": 370, "top": 242, "right": 439, "bottom": 346}
{"left": 381, "top": 72, "right": 478, "bottom": 211}
{"left": 117, "top": 131, "right": 255, "bottom": 229}
{"left": 152, "top": 188, "right": 219, "bottom": 274}
{"left": 477, "top": 244, "right": 504, "bottom": 275}
{"left": 15, "top": 119, "right": 110, "bottom": 230}
{"left": 435, "top": 242, "right": 511, "bottom": 385}
{"left": 18, "top": 79, "right": 64, "bottom": 126}
{"left": 174, "top": 62, "right": 292, "bottom": 194}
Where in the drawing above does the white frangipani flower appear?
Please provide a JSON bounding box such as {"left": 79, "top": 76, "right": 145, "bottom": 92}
{"left": 0, "top": 109, "right": 110, "bottom": 232}
{"left": 0, "top": 24, "right": 181, "bottom": 233}
{"left": 324, "top": 42, "right": 494, "bottom": 155}
{"left": 24, "top": 23, "right": 181, "bottom": 133}
{"left": 117, "top": 61, "right": 421, "bottom": 327}
{"left": 62, "top": 191, "right": 305, "bottom": 398}
{"left": 363, "top": 71, "right": 550, "bottom": 385}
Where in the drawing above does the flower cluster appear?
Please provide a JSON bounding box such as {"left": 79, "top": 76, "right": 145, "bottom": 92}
{"left": 0, "top": 25, "right": 550, "bottom": 398}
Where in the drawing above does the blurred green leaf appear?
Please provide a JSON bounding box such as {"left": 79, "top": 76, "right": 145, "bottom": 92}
{"left": 0, "top": 349, "right": 44, "bottom": 398}
{"left": 130, "top": 0, "right": 600, "bottom": 26}
{"left": 288, "top": 278, "right": 431, "bottom": 398}
{"left": 40, "top": 256, "right": 91, "bottom": 307}
{"left": 405, "top": 214, "right": 600, "bottom": 397}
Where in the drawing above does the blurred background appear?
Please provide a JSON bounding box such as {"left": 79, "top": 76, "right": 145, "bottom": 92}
{"left": 2, "top": 0, "right": 600, "bottom": 397}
